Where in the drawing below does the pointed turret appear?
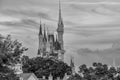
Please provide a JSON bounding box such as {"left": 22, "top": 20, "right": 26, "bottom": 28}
{"left": 70, "top": 56, "right": 75, "bottom": 75}
{"left": 57, "top": 0, "right": 64, "bottom": 50}
{"left": 39, "top": 20, "right": 42, "bottom": 36}
{"left": 70, "top": 57, "right": 74, "bottom": 68}
{"left": 43, "top": 24, "right": 47, "bottom": 42}
{"left": 14, "top": 55, "right": 23, "bottom": 75}
{"left": 113, "top": 58, "right": 116, "bottom": 67}
{"left": 38, "top": 20, "right": 44, "bottom": 56}
{"left": 48, "top": 73, "right": 53, "bottom": 80}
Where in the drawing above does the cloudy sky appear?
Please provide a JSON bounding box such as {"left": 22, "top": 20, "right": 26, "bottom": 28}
{"left": 1, "top": 0, "right": 120, "bottom": 69}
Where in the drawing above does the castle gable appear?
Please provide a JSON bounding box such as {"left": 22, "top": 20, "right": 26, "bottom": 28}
{"left": 20, "top": 73, "right": 38, "bottom": 80}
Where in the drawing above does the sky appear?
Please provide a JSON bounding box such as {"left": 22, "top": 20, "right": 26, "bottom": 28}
{"left": 1, "top": 0, "right": 120, "bottom": 70}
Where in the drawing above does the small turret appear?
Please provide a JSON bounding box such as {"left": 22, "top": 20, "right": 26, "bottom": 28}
{"left": 57, "top": 77, "right": 60, "bottom": 80}
{"left": 70, "top": 56, "right": 75, "bottom": 75}
{"left": 42, "top": 76, "right": 46, "bottom": 79}
{"left": 48, "top": 73, "right": 53, "bottom": 80}
{"left": 14, "top": 55, "right": 23, "bottom": 75}
{"left": 14, "top": 63, "right": 23, "bottom": 75}
{"left": 63, "top": 73, "right": 68, "bottom": 80}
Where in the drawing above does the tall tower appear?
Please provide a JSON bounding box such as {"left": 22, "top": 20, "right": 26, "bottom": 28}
{"left": 38, "top": 21, "right": 44, "bottom": 56}
{"left": 57, "top": 0, "right": 64, "bottom": 50}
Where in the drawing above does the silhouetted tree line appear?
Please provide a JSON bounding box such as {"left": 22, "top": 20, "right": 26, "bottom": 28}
{"left": 22, "top": 56, "right": 72, "bottom": 80}
{"left": 68, "top": 62, "right": 120, "bottom": 80}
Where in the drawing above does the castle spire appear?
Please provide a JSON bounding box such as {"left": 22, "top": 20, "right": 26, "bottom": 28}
{"left": 70, "top": 56, "right": 74, "bottom": 68}
{"left": 39, "top": 20, "right": 42, "bottom": 35}
{"left": 58, "top": 0, "right": 64, "bottom": 29}
{"left": 59, "top": 0, "right": 62, "bottom": 23}
{"left": 38, "top": 20, "right": 44, "bottom": 56}
{"left": 57, "top": 0, "right": 64, "bottom": 50}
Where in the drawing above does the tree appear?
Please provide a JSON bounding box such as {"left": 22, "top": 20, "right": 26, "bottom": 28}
{"left": 68, "top": 73, "right": 82, "bottom": 80}
{"left": 78, "top": 62, "right": 120, "bottom": 80}
{"left": 22, "top": 57, "right": 72, "bottom": 80}
{"left": 0, "top": 35, "right": 28, "bottom": 80}
{"left": 0, "top": 66, "right": 19, "bottom": 80}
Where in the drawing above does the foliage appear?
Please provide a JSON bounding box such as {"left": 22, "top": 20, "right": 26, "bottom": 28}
{"left": 0, "top": 66, "right": 19, "bottom": 80}
{"left": 68, "top": 73, "right": 82, "bottom": 80}
{"left": 78, "top": 62, "right": 120, "bottom": 80}
{"left": 0, "top": 35, "right": 28, "bottom": 80}
{"left": 22, "top": 57, "right": 72, "bottom": 79}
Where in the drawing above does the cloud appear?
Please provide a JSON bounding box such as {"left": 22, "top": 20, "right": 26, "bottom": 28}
{"left": 1, "top": 0, "right": 120, "bottom": 66}
{"left": 74, "top": 42, "right": 120, "bottom": 66}
{"left": 77, "top": 42, "right": 120, "bottom": 56}
{"left": 64, "top": 5, "right": 120, "bottom": 28}
{"left": 0, "top": 19, "right": 38, "bottom": 28}
{"left": 1, "top": 8, "right": 54, "bottom": 21}
{"left": 90, "top": 6, "right": 119, "bottom": 16}
{"left": 67, "top": 1, "right": 120, "bottom": 5}
{"left": 68, "top": 2, "right": 120, "bottom": 17}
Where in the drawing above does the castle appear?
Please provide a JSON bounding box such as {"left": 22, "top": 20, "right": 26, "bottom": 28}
{"left": 37, "top": 0, "right": 65, "bottom": 61}
{"left": 14, "top": 0, "right": 76, "bottom": 80}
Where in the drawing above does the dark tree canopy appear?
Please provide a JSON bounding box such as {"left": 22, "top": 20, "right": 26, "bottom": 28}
{"left": 22, "top": 57, "right": 72, "bottom": 79}
{"left": 68, "top": 73, "right": 82, "bottom": 80}
{"left": 78, "top": 62, "right": 120, "bottom": 80}
{"left": 0, "top": 35, "right": 28, "bottom": 80}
